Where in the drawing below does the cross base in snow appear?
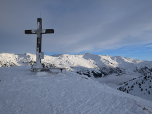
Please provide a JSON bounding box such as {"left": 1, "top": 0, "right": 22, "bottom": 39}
{"left": 31, "top": 68, "right": 66, "bottom": 74}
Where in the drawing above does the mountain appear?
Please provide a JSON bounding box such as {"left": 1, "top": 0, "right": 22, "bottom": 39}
{"left": 0, "top": 53, "right": 152, "bottom": 102}
{"left": 1, "top": 53, "right": 152, "bottom": 74}
{"left": 118, "top": 75, "right": 152, "bottom": 101}
{"left": 0, "top": 65, "right": 152, "bottom": 114}
{"left": 1, "top": 53, "right": 152, "bottom": 79}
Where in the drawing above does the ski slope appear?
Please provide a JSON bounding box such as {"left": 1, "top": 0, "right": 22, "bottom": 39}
{"left": 0, "top": 66, "right": 152, "bottom": 114}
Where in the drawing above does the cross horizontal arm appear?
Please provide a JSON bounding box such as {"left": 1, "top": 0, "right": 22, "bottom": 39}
{"left": 25, "top": 29, "right": 54, "bottom": 34}
{"left": 25, "top": 30, "right": 36, "bottom": 34}
{"left": 42, "top": 29, "right": 54, "bottom": 34}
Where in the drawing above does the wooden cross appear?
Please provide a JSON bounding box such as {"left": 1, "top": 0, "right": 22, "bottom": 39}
{"left": 25, "top": 18, "right": 54, "bottom": 68}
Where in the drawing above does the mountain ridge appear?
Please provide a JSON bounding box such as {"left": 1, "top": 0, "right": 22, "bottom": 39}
{"left": 0, "top": 53, "right": 152, "bottom": 76}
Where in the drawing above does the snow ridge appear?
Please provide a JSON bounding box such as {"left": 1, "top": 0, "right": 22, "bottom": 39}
{"left": 0, "top": 66, "right": 152, "bottom": 114}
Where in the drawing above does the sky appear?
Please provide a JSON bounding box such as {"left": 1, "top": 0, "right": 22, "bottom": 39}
{"left": 0, "top": 0, "right": 152, "bottom": 61}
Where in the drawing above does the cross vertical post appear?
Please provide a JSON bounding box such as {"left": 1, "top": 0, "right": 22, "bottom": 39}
{"left": 25, "top": 18, "right": 54, "bottom": 69}
{"left": 36, "top": 18, "right": 42, "bottom": 66}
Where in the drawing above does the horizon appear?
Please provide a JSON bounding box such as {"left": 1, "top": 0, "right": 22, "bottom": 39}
{"left": 0, "top": 0, "right": 152, "bottom": 61}
{"left": 1, "top": 51, "right": 151, "bottom": 62}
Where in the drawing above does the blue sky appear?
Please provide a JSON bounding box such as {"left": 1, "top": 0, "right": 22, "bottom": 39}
{"left": 46, "top": 44, "right": 152, "bottom": 61}
{"left": 0, "top": 0, "right": 152, "bottom": 61}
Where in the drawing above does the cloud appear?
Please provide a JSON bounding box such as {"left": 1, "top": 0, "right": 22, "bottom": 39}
{"left": 146, "top": 45, "right": 152, "bottom": 48}
{"left": 0, "top": 0, "right": 152, "bottom": 54}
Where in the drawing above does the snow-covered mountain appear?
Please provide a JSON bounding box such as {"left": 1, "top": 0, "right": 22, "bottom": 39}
{"left": 118, "top": 75, "right": 152, "bottom": 101}
{"left": 0, "top": 53, "right": 152, "bottom": 102}
{"left": 1, "top": 53, "right": 152, "bottom": 75}
{"left": 1, "top": 53, "right": 152, "bottom": 78}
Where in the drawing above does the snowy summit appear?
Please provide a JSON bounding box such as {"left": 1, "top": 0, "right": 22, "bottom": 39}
{"left": 0, "top": 53, "right": 152, "bottom": 114}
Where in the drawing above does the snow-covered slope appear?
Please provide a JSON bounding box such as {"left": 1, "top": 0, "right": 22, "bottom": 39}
{"left": 0, "top": 66, "right": 152, "bottom": 114}
{"left": 118, "top": 75, "right": 152, "bottom": 101}
{"left": 0, "top": 53, "right": 35, "bottom": 67}
{"left": 1, "top": 53, "right": 152, "bottom": 102}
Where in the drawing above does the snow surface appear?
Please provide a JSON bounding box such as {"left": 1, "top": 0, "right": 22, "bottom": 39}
{"left": 0, "top": 53, "right": 152, "bottom": 103}
{"left": 0, "top": 66, "right": 152, "bottom": 114}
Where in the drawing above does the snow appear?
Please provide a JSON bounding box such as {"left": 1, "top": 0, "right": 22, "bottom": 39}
{"left": 1, "top": 53, "right": 152, "bottom": 70}
{"left": 118, "top": 75, "right": 152, "bottom": 101}
{"left": 0, "top": 66, "right": 152, "bottom": 114}
{"left": 1, "top": 52, "right": 152, "bottom": 106}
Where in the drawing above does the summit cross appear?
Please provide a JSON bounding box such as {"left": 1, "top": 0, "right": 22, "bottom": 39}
{"left": 25, "top": 18, "right": 54, "bottom": 68}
